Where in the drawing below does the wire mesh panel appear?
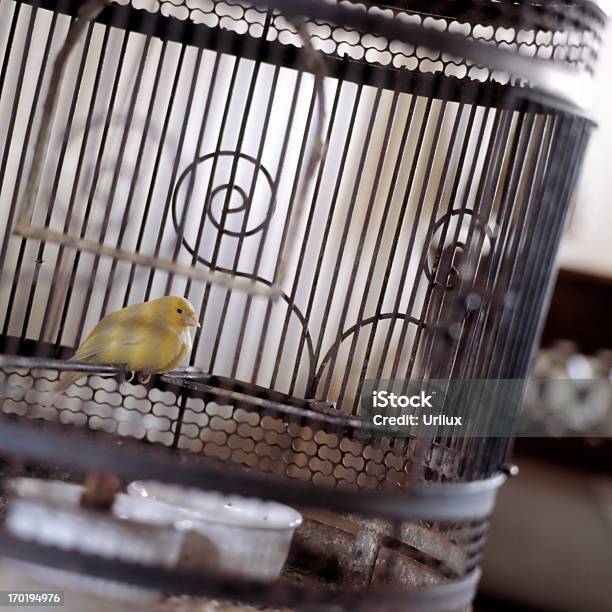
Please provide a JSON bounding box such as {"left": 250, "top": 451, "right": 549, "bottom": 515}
{"left": 0, "top": 0, "right": 605, "bottom": 608}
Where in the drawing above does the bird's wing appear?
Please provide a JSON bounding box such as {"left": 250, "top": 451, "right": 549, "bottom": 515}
{"left": 71, "top": 312, "right": 143, "bottom": 363}
{"left": 70, "top": 336, "right": 140, "bottom": 363}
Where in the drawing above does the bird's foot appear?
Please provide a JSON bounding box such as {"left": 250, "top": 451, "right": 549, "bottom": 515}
{"left": 123, "top": 370, "right": 135, "bottom": 384}
{"left": 136, "top": 372, "right": 151, "bottom": 384}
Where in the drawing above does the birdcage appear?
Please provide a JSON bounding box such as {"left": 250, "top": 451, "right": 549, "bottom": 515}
{"left": 0, "top": 0, "right": 606, "bottom": 609}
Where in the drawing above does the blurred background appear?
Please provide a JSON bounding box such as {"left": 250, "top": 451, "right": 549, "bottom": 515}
{"left": 475, "top": 17, "right": 612, "bottom": 612}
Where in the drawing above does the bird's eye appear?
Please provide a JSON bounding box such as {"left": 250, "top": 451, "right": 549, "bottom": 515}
{"left": 176, "top": 308, "right": 183, "bottom": 314}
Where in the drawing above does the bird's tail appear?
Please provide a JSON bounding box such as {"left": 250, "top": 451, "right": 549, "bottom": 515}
{"left": 44, "top": 368, "right": 85, "bottom": 406}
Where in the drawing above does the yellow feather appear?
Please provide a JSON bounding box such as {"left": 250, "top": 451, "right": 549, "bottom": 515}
{"left": 51, "top": 296, "right": 200, "bottom": 397}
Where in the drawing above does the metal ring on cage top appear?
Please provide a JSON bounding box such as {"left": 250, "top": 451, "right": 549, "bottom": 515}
{"left": 22, "top": 0, "right": 604, "bottom": 114}
{"left": 245, "top": 0, "right": 601, "bottom": 110}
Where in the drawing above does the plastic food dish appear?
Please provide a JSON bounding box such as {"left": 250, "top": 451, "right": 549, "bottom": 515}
{"left": 4, "top": 478, "right": 184, "bottom": 606}
{"left": 128, "top": 480, "right": 302, "bottom": 581}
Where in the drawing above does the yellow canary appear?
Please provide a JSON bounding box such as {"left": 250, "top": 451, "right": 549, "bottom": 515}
{"left": 52, "top": 295, "right": 200, "bottom": 396}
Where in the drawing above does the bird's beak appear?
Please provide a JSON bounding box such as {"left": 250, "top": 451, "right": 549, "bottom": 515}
{"left": 182, "top": 314, "right": 201, "bottom": 328}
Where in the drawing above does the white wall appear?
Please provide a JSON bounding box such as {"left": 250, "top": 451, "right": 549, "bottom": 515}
{"left": 558, "top": 20, "right": 612, "bottom": 278}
